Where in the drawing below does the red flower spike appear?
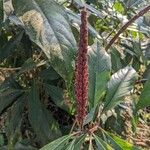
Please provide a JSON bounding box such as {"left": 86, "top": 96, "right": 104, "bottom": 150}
{"left": 75, "top": 7, "right": 88, "bottom": 129}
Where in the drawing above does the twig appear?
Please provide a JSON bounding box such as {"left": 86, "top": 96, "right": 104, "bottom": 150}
{"left": 69, "top": 118, "right": 77, "bottom": 134}
{"left": 105, "top": 5, "right": 150, "bottom": 51}
{"left": 0, "top": 61, "right": 46, "bottom": 71}
{"left": 0, "top": 67, "right": 21, "bottom": 71}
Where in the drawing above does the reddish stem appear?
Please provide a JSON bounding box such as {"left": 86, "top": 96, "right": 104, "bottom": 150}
{"left": 105, "top": 5, "right": 150, "bottom": 51}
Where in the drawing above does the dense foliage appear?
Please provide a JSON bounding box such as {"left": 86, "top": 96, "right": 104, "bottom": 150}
{"left": 0, "top": 0, "right": 150, "bottom": 149}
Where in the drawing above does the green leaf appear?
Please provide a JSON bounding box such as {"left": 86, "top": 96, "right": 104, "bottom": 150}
{"left": 74, "top": 134, "right": 86, "bottom": 150}
{"left": 17, "top": 58, "right": 36, "bottom": 75}
{"left": 0, "top": 78, "right": 23, "bottom": 114}
{"left": 0, "top": 31, "right": 24, "bottom": 62}
{"left": 43, "top": 84, "right": 69, "bottom": 112}
{"left": 113, "top": 1, "right": 124, "bottom": 14}
{"left": 40, "top": 135, "right": 73, "bottom": 150}
{"left": 94, "top": 134, "right": 113, "bottom": 150}
{"left": 12, "top": 0, "right": 77, "bottom": 83}
{"left": 40, "top": 67, "right": 60, "bottom": 81}
{"left": 7, "top": 95, "right": 25, "bottom": 136}
{"left": 136, "top": 77, "right": 150, "bottom": 111}
{"left": 88, "top": 40, "right": 111, "bottom": 109}
{"left": 110, "top": 49, "right": 122, "bottom": 72}
{"left": 14, "top": 142, "right": 37, "bottom": 150}
{"left": 103, "top": 66, "right": 137, "bottom": 112}
{"left": 144, "top": 12, "right": 150, "bottom": 26}
{"left": 0, "top": 0, "right": 3, "bottom": 23}
{"left": 65, "top": 139, "right": 76, "bottom": 150}
{"left": 28, "top": 82, "right": 61, "bottom": 144}
{"left": 125, "top": 0, "right": 145, "bottom": 8}
{"left": 105, "top": 132, "right": 141, "bottom": 150}
{"left": 83, "top": 107, "right": 95, "bottom": 125}
{"left": 0, "top": 134, "right": 4, "bottom": 146}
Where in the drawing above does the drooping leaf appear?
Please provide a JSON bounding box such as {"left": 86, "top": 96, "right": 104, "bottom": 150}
{"left": 110, "top": 48, "right": 122, "bottom": 72}
{"left": 40, "top": 135, "right": 73, "bottom": 150}
{"left": 88, "top": 40, "right": 111, "bottom": 109}
{"left": 12, "top": 0, "right": 77, "bottom": 83}
{"left": 104, "top": 132, "right": 140, "bottom": 150}
{"left": 0, "top": 134, "right": 4, "bottom": 146}
{"left": 0, "top": 31, "right": 24, "bottom": 62}
{"left": 28, "top": 82, "right": 61, "bottom": 144}
{"left": 74, "top": 134, "right": 86, "bottom": 150}
{"left": 136, "top": 77, "right": 150, "bottom": 111}
{"left": 0, "top": 78, "right": 23, "bottom": 115}
{"left": 6, "top": 95, "right": 26, "bottom": 149}
{"left": 40, "top": 67, "right": 60, "bottom": 81}
{"left": 94, "top": 134, "right": 113, "bottom": 150}
{"left": 65, "top": 139, "right": 76, "bottom": 150}
{"left": 103, "top": 66, "right": 137, "bottom": 112}
{"left": 43, "top": 83, "right": 69, "bottom": 112}
{"left": 17, "top": 58, "right": 36, "bottom": 75}
{"left": 7, "top": 95, "right": 25, "bottom": 136}
{"left": 83, "top": 107, "right": 95, "bottom": 125}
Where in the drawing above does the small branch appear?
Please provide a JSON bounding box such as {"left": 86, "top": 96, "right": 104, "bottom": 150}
{"left": 0, "top": 67, "right": 21, "bottom": 71}
{"left": 0, "top": 61, "right": 46, "bottom": 71}
{"left": 105, "top": 5, "right": 150, "bottom": 51}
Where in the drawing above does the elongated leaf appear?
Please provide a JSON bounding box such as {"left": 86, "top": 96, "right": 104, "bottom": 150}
{"left": 40, "top": 67, "right": 60, "bottom": 81}
{"left": 94, "top": 134, "right": 113, "bottom": 150}
{"left": 12, "top": 0, "right": 77, "bottom": 83}
{"left": 136, "top": 77, "right": 150, "bottom": 111}
{"left": 43, "top": 84, "right": 69, "bottom": 112}
{"left": 7, "top": 95, "right": 25, "bottom": 136}
{"left": 103, "top": 66, "right": 137, "bottom": 112}
{"left": 83, "top": 107, "right": 95, "bottom": 125}
{"left": 65, "top": 139, "right": 76, "bottom": 150}
{"left": 0, "top": 78, "right": 23, "bottom": 114}
{"left": 28, "top": 82, "right": 61, "bottom": 144}
{"left": 40, "top": 135, "right": 73, "bottom": 150}
{"left": 88, "top": 40, "right": 111, "bottom": 109}
{"left": 104, "top": 132, "right": 140, "bottom": 150}
{"left": 74, "top": 134, "right": 86, "bottom": 150}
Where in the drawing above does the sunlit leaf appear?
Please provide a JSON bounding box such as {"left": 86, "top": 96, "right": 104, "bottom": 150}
{"left": 104, "top": 132, "right": 140, "bottom": 150}
{"left": 40, "top": 135, "right": 73, "bottom": 150}
{"left": 88, "top": 40, "right": 111, "bottom": 109}
{"left": 94, "top": 134, "right": 113, "bottom": 150}
{"left": 12, "top": 0, "right": 77, "bottom": 83}
{"left": 74, "top": 134, "right": 86, "bottom": 150}
{"left": 103, "top": 66, "right": 137, "bottom": 112}
{"left": 136, "top": 77, "right": 150, "bottom": 111}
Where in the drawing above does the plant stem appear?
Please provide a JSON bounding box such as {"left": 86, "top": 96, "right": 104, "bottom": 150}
{"left": 105, "top": 5, "right": 150, "bottom": 51}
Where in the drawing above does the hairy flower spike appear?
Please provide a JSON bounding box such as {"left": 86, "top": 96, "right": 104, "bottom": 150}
{"left": 75, "top": 7, "right": 88, "bottom": 129}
